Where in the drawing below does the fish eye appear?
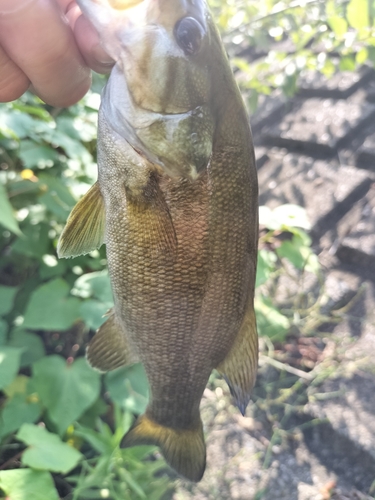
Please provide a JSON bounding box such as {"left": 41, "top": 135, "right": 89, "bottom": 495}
{"left": 174, "top": 17, "right": 204, "bottom": 56}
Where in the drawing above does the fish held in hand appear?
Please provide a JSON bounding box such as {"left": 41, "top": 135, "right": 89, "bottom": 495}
{"left": 58, "top": 0, "right": 258, "bottom": 482}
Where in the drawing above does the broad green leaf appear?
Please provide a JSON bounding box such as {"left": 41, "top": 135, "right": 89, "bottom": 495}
{"left": 0, "top": 393, "right": 42, "bottom": 439}
{"left": 18, "top": 140, "right": 58, "bottom": 169}
{"left": 328, "top": 16, "right": 348, "bottom": 36}
{"left": 255, "top": 297, "right": 290, "bottom": 341}
{"left": 33, "top": 356, "right": 101, "bottom": 434}
{"left": 256, "top": 249, "right": 277, "bottom": 287}
{"left": 0, "top": 469, "right": 59, "bottom": 500}
{"left": 0, "top": 183, "right": 21, "bottom": 235}
{"left": 0, "top": 320, "right": 6, "bottom": 345}
{"left": 73, "top": 270, "right": 113, "bottom": 303}
{"left": 17, "top": 423, "right": 82, "bottom": 473}
{"left": 346, "top": 0, "right": 369, "bottom": 30}
{"left": 356, "top": 47, "right": 368, "bottom": 64}
{"left": 0, "top": 346, "right": 23, "bottom": 390}
{"left": 0, "top": 285, "right": 18, "bottom": 316}
{"left": 80, "top": 300, "right": 109, "bottom": 330}
{"left": 0, "top": 109, "right": 36, "bottom": 139}
{"left": 23, "top": 279, "right": 81, "bottom": 331}
{"left": 276, "top": 233, "right": 320, "bottom": 273}
{"left": 8, "top": 330, "right": 45, "bottom": 367}
{"left": 12, "top": 222, "right": 50, "bottom": 258}
{"left": 105, "top": 364, "right": 149, "bottom": 415}
{"left": 339, "top": 56, "right": 356, "bottom": 71}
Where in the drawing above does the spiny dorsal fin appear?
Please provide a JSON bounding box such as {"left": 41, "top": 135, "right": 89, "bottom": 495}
{"left": 216, "top": 304, "right": 258, "bottom": 416}
{"left": 121, "top": 413, "right": 206, "bottom": 482}
{"left": 86, "top": 310, "right": 138, "bottom": 372}
{"left": 57, "top": 182, "right": 105, "bottom": 258}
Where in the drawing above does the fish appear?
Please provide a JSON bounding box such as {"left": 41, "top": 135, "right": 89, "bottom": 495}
{"left": 58, "top": 0, "right": 258, "bottom": 482}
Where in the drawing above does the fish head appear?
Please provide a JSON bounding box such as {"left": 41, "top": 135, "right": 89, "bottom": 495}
{"left": 77, "top": 0, "right": 215, "bottom": 179}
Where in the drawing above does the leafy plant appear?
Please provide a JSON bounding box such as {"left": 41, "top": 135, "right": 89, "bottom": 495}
{"left": 1, "top": 0, "right": 366, "bottom": 497}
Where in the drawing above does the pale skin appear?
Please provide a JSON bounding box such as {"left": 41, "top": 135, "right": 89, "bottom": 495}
{"left": 0, "top": 0, "right": 113, "bottom": 107}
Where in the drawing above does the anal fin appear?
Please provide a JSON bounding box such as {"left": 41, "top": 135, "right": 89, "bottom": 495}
{"left": 121, "top": 413, "right": 206, "bottom": 482}
{"left": 57, "top": 181, "right": 105, "bottom": 258}
{"left": 86, "top": 310, "right": 138, "bottom": 372}
{"left": 216, "top": 303, "right": 258, "bottom": 415}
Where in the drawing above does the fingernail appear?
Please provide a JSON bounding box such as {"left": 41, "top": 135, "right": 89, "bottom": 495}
{"left": 93, "top": 44, "right": 114, "bottom": 66}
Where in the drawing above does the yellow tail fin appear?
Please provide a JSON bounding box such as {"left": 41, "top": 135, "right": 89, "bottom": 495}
{"left": 121, "top": 414, "right": 206, "bottom": 482}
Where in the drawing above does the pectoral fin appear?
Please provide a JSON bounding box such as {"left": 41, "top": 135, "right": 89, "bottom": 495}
{"left": 216, "top": 304, "right": 258, "bottom": 415}
{"left": 57, "top": 182, "right": 105, "bottom": 258}
{"left": 86, "top": 310, "right": 138, "bottom": 372}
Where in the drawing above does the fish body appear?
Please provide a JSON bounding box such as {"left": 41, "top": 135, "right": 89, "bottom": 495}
{"left": 58, "top": 0, "right": 258, "bottom": 482}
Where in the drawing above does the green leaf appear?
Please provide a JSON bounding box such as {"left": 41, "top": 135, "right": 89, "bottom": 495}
{"left": 0, "top": 320, "right": 6, "bottom": 345}
{"left": 0, "top": 346, "right": 23, "bottom": 390}
{"left": 18, "top": 140, "right": 58, "bottom": 169}
{"left": 346, "top": 0, "right": 369, "bottom": 30}
{"left": 0, "top": 469, "right": 59, "bottom": 500}
{"left": 0, "top": 393, "right": 42, "bottom": 439}
{"left": 12, "top": 222, "right": 50, "bottom": 258}
{"left": 105, "top": 364, "right": 149, "bottom": 415}
{"left": 80, "top": 300, "right": 109, "bottom": 330}
{"left": 276, "top": 233, "right": 320, "bottom": 273}
{"left": 0, "top": 183, "right": 21, "bottom": 235}
{"left": 8, "top": 330, "right": 45, "bottom": 367}
{"left": 74, "top": 425, "right": 113, "bottom": 455}
{"left": 255, "top": 297, "right": 290, "bottom": 341}
{"left": 33, "top": 356, "right": 101, "bottom": 434}
{"left": 339, "top": 55, "right": 356, "bottom": 71}
{"left": 328, "top": 16, "right": 348, "bottom": 36}
{"left": 23, "top": 279, "right": 81, "bottom": 331}
{"left": 256, "top": 249, "right": 277, "bottom": 287}
{"left": 0, "top": 285, "right": 18, "bottom": 316}
{"left": 73, "top": 270, "right": 113, "bottom": 303}
{"left": 17, "top": 423, "right": 82, "bottom": 473}
{"left": 356, "top": 47, "right": 368, "bottom": 64}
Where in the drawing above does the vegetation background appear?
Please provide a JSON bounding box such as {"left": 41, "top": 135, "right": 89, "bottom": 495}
{"left": 0, "top": 0, "right": 372, "bottom": 498}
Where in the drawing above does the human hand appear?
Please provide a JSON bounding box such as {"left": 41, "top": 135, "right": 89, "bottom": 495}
{"left": 0, "top": 0, "right": 114, "bottom": 107}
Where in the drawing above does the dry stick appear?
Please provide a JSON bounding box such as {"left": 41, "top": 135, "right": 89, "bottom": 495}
{"left": 259, "top": 354, "right": 315, "bottom": 380}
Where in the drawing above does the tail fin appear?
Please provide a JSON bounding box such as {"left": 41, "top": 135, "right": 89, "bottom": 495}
{"left": 121, "top": 413, "right": 206, "bottom": 482}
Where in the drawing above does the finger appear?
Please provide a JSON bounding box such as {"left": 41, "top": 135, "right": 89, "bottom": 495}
{"left": 74, "top": 14, "right": 114, "bottom": 74}
{"left": 0, "top": 0, "right": 91, "bottom": 107}
{"left": 59, "top": 1, "right": 114, "bottom": 74}
{"left": 0, "top": 45, "right": 30, "bottom": 102}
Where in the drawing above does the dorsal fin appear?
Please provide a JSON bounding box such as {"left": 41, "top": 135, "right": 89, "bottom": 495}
{"left": 57, "top": 182, "right": 105, "bottom": 258}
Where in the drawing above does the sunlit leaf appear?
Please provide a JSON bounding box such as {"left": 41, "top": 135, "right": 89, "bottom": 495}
{"left": 346, "top": 0, "right": 369, "bottom": 30}
{"left": 0, "top": 183, "right": 21, "bottom": 235}
{"left": 105, "top": 364, "right": 149, "bottom": 415}
{"left": 0, "top": 285, "right": 18, "bottom": 316}
{"left": 23, "top": 279, "right": 81, "bottom": 331}
{"left": 0, "top": 469, "right": 59, "bottom": 500}
{"left": 33, "top": 355, "right": 101, "bottom": 434}
{"left": 0, "top": 393, "right": 42, "bottom": 439}
{"left": 17, "top": 423, "right": 82, "bottom": 473}
{"left": 0, "top": 346, "right": 23, "bottom": 390}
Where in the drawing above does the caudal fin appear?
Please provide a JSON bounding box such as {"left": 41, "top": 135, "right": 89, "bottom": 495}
{"left": 121, "top": 414, "right": 206, "bottom": 482}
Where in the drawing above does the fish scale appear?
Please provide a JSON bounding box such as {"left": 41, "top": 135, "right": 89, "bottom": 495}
{"left": 58, "top": 0, "right": 258, "bottom": 482}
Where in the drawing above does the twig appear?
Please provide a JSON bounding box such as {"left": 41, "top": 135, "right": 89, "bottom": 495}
{"left": 259, "top": 354, "right": 315, "bottom": 380}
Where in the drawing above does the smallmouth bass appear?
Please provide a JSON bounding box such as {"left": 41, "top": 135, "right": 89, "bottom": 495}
{"left": 58, "top": 0, "right": 258, "bottom": 482}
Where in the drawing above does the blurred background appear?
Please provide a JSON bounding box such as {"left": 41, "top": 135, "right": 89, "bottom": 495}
{"left": 0, "top": 0, "right": 374, "bottom": 499}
